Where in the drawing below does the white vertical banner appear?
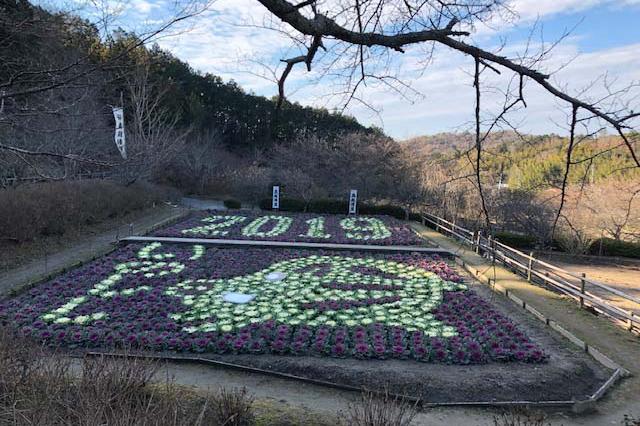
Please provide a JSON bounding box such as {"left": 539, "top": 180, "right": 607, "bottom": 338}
{"left": 348, "top": 189, "right": 358, "bottom": 215}
{"left": 272, "top": 185, "right": 280, "bottom": 210}
{"left": 112, "top": 107, "right": 127, "bottom": 159}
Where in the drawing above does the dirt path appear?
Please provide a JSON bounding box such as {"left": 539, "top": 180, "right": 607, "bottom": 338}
{"left": 0, "top": 204, "right": 188, "bottom": 297}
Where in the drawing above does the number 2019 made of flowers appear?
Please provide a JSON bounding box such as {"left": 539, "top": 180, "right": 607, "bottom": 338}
{"left": 180, "top": 215, "right": 392, "bottom": 241}
{"left": 41, "top": 243, "right": 466, "bottom": 337}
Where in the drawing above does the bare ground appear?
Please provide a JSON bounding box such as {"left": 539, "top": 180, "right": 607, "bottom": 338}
{"left": 539, "top": 252, "right": 640, "bottom": 296}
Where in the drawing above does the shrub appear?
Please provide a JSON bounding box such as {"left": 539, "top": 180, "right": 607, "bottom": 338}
{"left": 259, "top": 197, "right": 413, "bottom": 219}
{"left": 211, "top": 387, "right": 255, "bottom": 426}
{"left": 340, "top": 388, "right": 418, "bottom": 426}
{"left": 408, "top": 212, "right": 422, "bottom": 222}
{"left": 588, "top": 238, "right": 640, "bottom": 259}
{"left": 493, "top": 408, "right": 551, "bottom": 426}
{"left": 494, "top": 232, "right": 538, "bottom": 250}
{"left": 360, "top": 204, "right": 406, "bottom": 220}
{"left": 308, "top": 199, "right": 348, "bottom": 214}
{"left": 259, "top": 198, "right": 307, "bottom": 212}
{"left": 0, "top": 328, "right": 225, "bottom": 426}
{"left": 0, "top": 180, "right": 175, "bottom": 242}
{"left": 224, "top": 199, "right": 242, "bottom": 209}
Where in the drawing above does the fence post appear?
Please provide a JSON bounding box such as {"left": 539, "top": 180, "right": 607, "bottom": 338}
{"left": 629, "top": 312, "right": 636, "bottom": 332}
{"left": 487, "top": 235, "right": 495, "bottom": 263}
{"left": 421, "top": 216, "right": 426, "bottom": 226}
{"left": 435, "top": 217, "right": 441, "bottom": 233}
{"left": 580, "top": 273, "right": 586, "bottom": 308}
{"left": 475, "top": 231, "right": 481, "bottom": 254}
{"left": 527, "top": 252, "right": 534, "bottom": 282}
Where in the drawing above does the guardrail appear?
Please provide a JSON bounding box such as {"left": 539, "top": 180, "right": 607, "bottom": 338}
{"left": 420, "top": 212, "right": 639, "bottom": 334}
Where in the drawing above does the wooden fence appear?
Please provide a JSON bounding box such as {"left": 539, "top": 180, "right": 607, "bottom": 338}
{"left": 421, "top": 212, "right": 640, "bottom": 334}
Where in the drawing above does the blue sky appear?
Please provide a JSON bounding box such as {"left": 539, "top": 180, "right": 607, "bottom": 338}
{"left": 40, "top": 0, "right": 640, "bottom": 139}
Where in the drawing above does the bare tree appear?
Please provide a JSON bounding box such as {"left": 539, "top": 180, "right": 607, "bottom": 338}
{"left": 253, "top": 0, "right": 640, "bottom": 227}
{"left": 0, "top": 0, "right": 212, "bottom": 178}
{"left": 120, "top": 62, "right": 190, "bottom": 184}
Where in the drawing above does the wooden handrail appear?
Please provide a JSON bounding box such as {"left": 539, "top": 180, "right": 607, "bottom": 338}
{"left": 420, "top": 212, "right": 639, "bottom": 332}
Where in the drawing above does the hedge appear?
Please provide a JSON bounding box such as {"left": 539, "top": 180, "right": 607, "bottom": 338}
{"left": 588, "top": 238, "right": 640, "bottom": 259}
{"left": 493, "top": 232, "right": 538, "bottom": 250}
{"left": 223, "top": 199, "right": 242, "bottom": 209}
{"left": 259, "top": 197, "right": 410, "bottom": 220}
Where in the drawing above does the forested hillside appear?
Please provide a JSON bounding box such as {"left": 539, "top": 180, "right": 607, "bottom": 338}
{"left": 403, "top": 131, "right": 640, "bottom": 191}
{"left": 0, "top": 0, "right": 378, "bottom": 184}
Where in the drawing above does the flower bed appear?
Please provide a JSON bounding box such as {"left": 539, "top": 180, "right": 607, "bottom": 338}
{"left": 154, "top": 211, "right": 425, "bottom": 246}
{"left": 0, "top": 243, "right": 546, "bottom": 364}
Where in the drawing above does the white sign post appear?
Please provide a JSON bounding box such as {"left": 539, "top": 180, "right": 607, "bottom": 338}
{"left": 112, "top": 107, "right": 127, "bottom": 159}
{"left": 272, "top": 185, "right": 280, "bottom": 210}
{"left": 348, "top": 189, "right": 358, "bottom": 215}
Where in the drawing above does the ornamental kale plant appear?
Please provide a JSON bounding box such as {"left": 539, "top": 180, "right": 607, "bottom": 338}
{"left": 0, "top": 244, "right": 546, "bottom": 364}
{"left": 155, "top": 211, "right": 425, "bottom": 246}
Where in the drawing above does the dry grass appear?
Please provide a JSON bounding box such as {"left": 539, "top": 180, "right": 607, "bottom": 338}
{"left": 492, "top": 409, "right": 552, "bottom": 426}
{"left": 0, "top": 329, "right": 253, "bottom": 426}
{"left": 0, "top": 180, "right": 177, "bottom": 243}
{"left": 339, "top": 388, "right": 419, "bottom": 426}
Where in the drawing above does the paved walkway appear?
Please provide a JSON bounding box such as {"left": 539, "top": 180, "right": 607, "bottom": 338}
{"left": 411, "top": 223, "right": 640, "bottom": 425}
{"left": 0, "top": 206, "right": 188, "bottom": 298}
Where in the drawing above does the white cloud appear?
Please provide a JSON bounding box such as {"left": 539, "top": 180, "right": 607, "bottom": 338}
{"left": 334, "top": 41, "right": 640, "bottom": 138}
{"left": 49, "top": 0, "right": 638, "bottom": 138}
{"left": 509, "top": 0, "right": 603, "bottom": 20}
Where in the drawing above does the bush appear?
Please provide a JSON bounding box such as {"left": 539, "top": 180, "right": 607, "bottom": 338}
{"left": 340, "top": 389, "right": 418, "bottom": 426}
{"left": 0, "top": 328, "right": 243, "bottom": 426}
{"left": 223, "top": 199, "right": 242, "bottom": 209}
{"left": 259, "top": 197, "right": 413, "bottom": 219}
{"left": 408, "top": 212, "right": 422, "bottom": 222}
{"left": 308, "top": 199, "right": 348, "bottom": 214}
{"left": 0, "top": 180, "right": 175, "bottom": 242}
{"left": 259, "top": 198, "right": 307, "bottom": 212}
{"left": 360, "top": 204, "right": 406, "bottom": 220}
{"left": 588, "top": 238, "right": 640, "bottom": 259}
{"left": 211, "top": 387, "right": 255, "bottom": 426}
{"left": 493, "top": 408, "right": 551, "bottom": 426}
{"left": 494, "top": 232, "right": 538, "bottom": 250}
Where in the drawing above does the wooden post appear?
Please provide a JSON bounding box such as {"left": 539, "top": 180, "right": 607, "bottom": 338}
{"left": 435, "top": 217, "right": 441, "bottom": 232}
{"left": 475, "top": 231, "right": 481, "bottom": 254}
{"left": 527, "top": 252, "right": 534, "bottom": 282}
{"left": 580, "top": 273, "right": 586, "bottom": 308}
